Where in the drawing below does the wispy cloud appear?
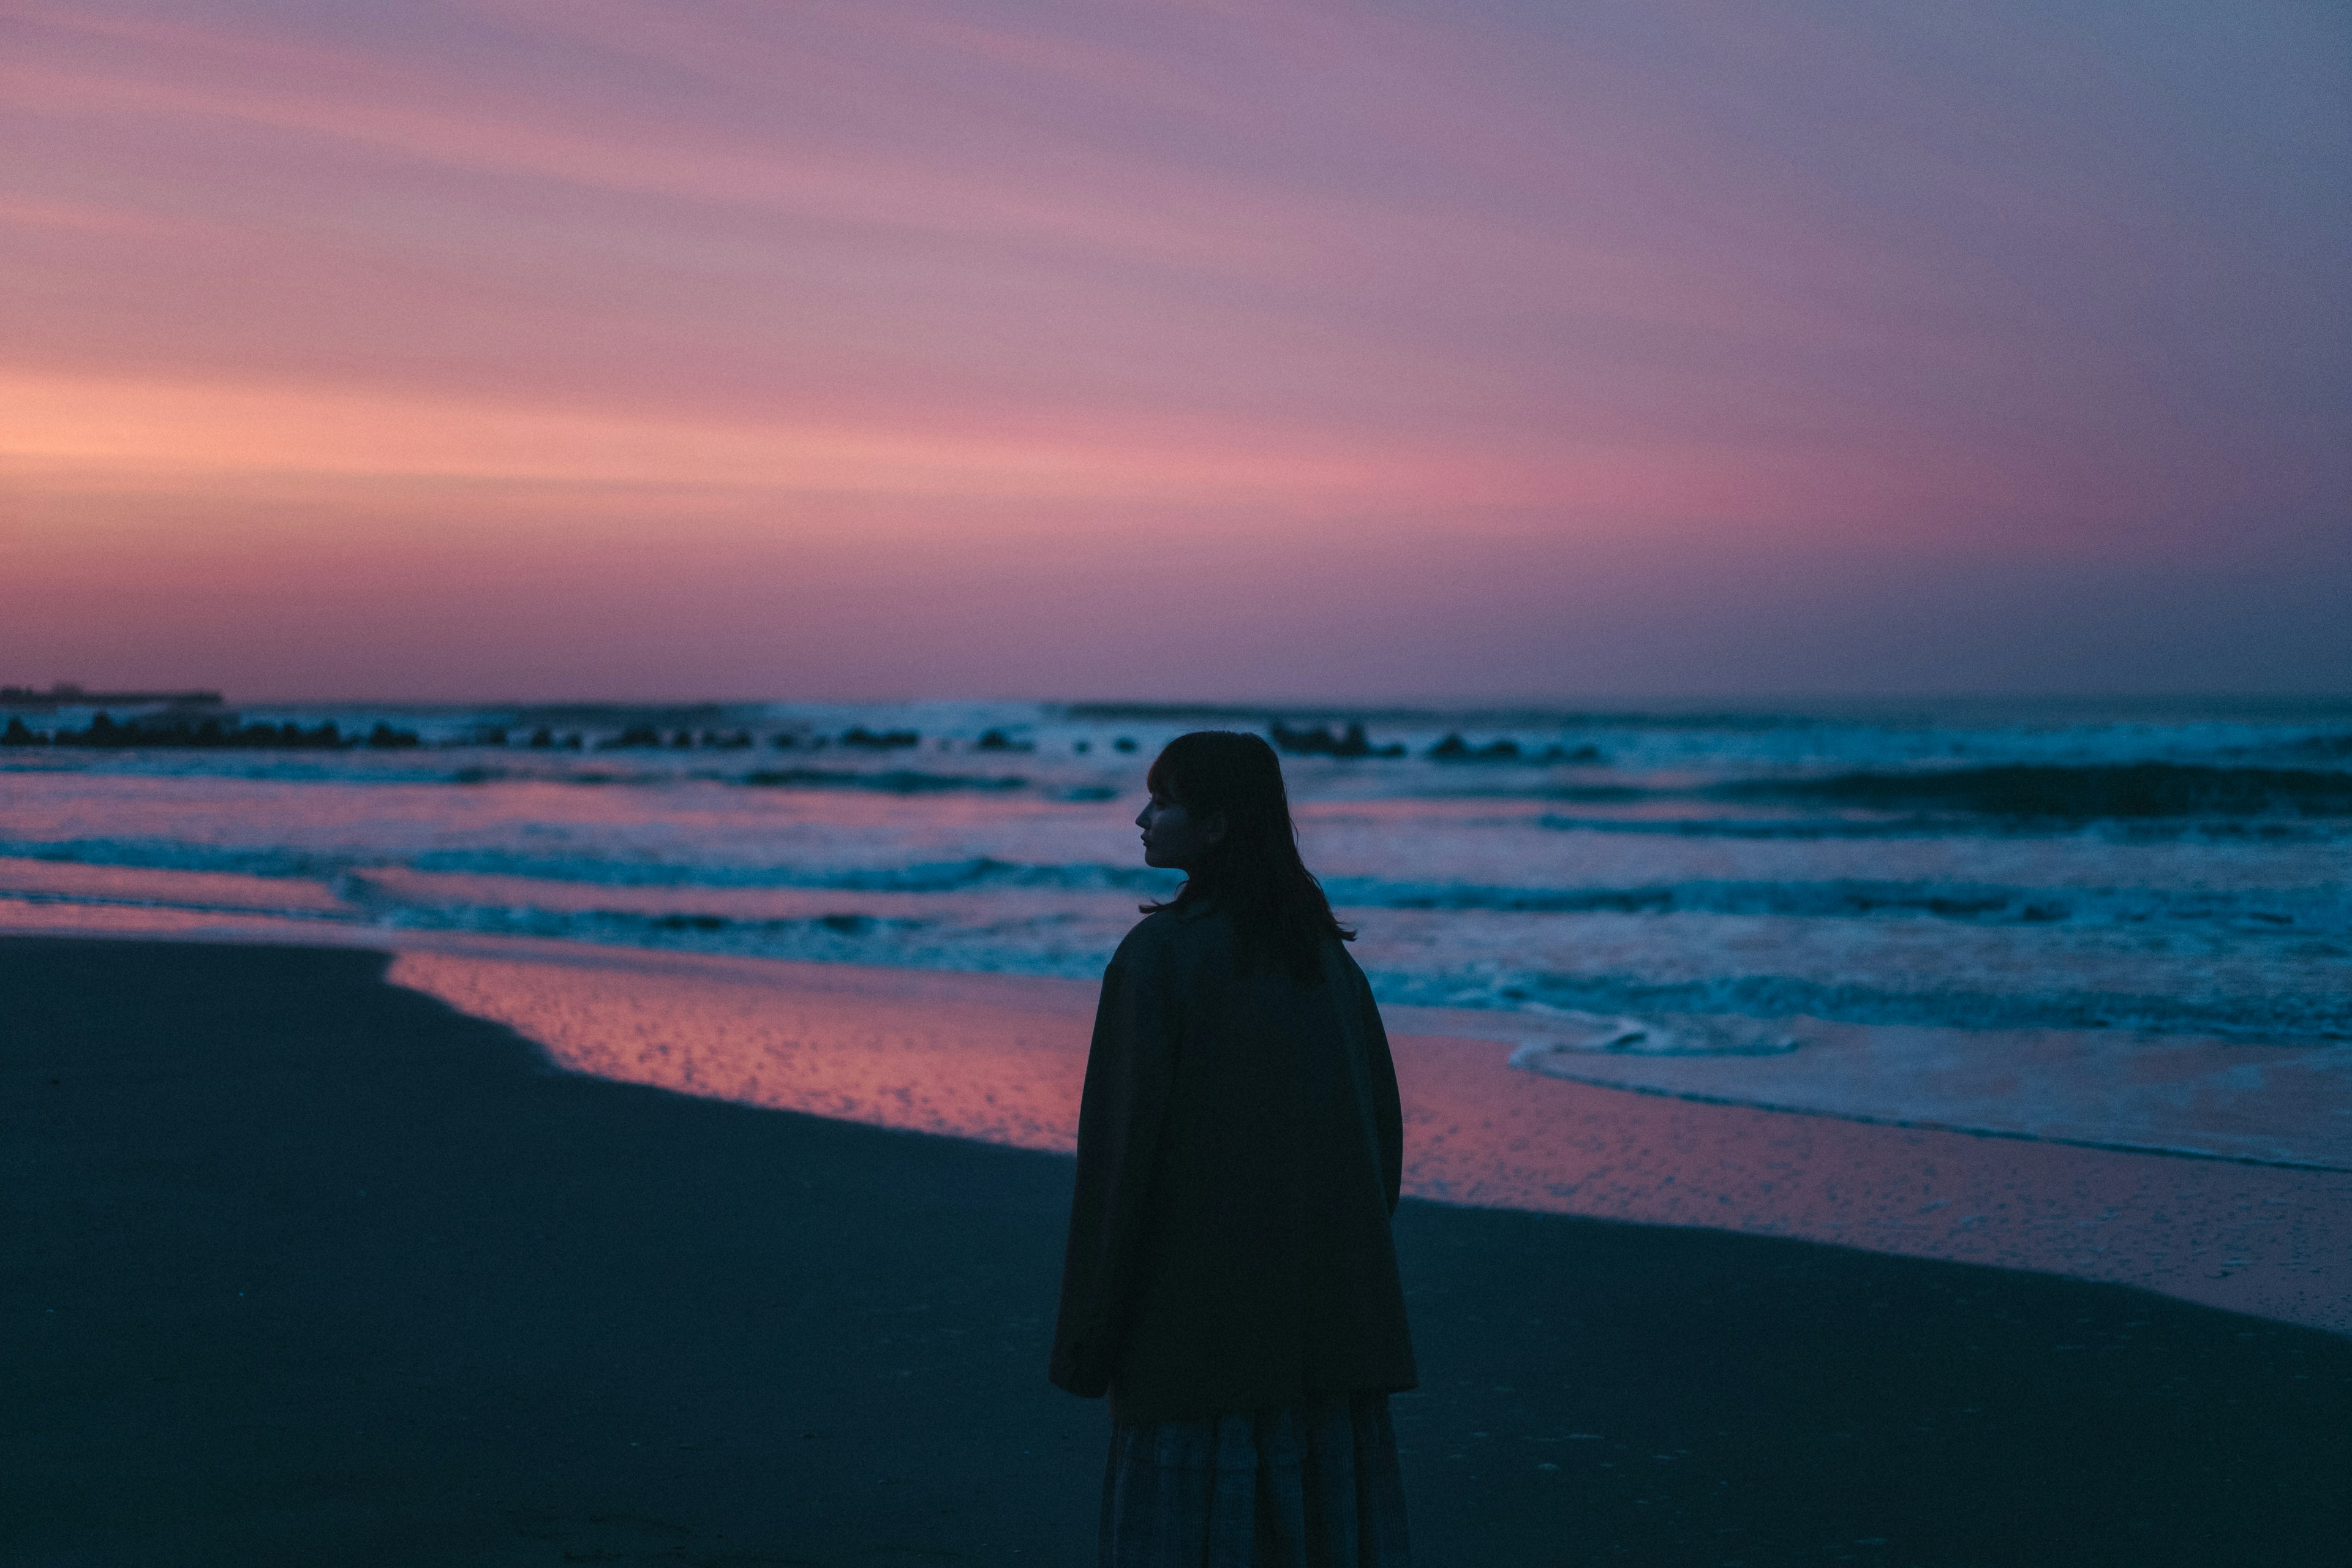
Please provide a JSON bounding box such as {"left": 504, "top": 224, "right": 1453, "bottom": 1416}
{"left": 4, "top": 0, "right": 2343, "bottom": 696}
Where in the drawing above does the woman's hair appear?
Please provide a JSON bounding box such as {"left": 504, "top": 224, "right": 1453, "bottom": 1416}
{"left": 1142, "top": 730, "right": 1354, "bottom": 981}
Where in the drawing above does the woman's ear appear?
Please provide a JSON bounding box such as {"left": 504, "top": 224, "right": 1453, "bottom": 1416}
{"left": 1202, "top": 811, "right": 1230, "bottom": 847}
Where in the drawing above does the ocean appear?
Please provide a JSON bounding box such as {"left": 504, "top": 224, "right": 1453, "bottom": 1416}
{"left": 5, "top": 696, "right": 2348, "bottom": 1169}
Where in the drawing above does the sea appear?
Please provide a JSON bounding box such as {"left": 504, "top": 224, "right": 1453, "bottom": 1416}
{"left": 5, "top": 696, "right": 2348, "bottom": 1169}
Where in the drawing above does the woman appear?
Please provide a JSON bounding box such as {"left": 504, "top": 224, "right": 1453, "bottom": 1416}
{"left": 1050, "top": 731, "right": 1416, "bottom": 1566}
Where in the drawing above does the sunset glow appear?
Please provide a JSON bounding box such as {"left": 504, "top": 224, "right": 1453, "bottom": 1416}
{"left": 4, "top": 0, "right": 2345, "bottom": 698}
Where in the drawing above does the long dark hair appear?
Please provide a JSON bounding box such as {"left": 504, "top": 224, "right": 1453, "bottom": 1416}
{"left": 1142, "top": 731, "right": 1354, "bottom": 981}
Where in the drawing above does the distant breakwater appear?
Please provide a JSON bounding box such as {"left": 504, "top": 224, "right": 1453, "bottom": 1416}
{"left": 4, "top": 713, "right": 421, "bottom": 751}
{"left": 2, "top": 712, "right": 1564, "bottom": 766}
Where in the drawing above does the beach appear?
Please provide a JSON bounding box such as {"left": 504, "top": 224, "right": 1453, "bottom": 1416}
{"left": 18, "top": 0, "right": 2350, "bottom": 1556}
{"left": 8, "top": 932, "right": 2347, "bottom": 1566}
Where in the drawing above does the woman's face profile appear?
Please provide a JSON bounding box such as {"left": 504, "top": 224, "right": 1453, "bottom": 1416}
{"left": 1136, "top": 788, "right": 1225, "bottom": 870}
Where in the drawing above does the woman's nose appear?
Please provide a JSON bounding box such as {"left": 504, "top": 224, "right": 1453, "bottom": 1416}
{"left": 1134, "top": 805, "right": 1151, "bottom": 829}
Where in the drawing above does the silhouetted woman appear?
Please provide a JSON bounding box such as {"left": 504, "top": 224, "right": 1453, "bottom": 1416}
{"left": 1052, "top": 731, "right": 1415, "bottom": 1566}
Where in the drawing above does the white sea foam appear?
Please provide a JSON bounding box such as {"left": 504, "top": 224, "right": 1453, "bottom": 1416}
{"left": 1502, "top": 1010, "right": 1801, "bottom": 1056}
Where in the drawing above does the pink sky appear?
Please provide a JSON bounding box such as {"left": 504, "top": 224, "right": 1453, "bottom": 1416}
{"left": 4, "top": 0, "right": 2346, "bottom": 701}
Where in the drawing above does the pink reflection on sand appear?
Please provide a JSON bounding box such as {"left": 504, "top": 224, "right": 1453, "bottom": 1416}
{"left": 1396, "top": 1027, "right": 2351, "bottom": 1335}
{"left": 382, "top": 941, "right": 2352, "bottom": 1336}
{"left": 389, "top": 949, "right": 1093, "bottom": 1154}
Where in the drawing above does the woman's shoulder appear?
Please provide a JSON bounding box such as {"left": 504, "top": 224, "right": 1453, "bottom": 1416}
{"left": 1109, "top": 902, "right": 1220, "bottom": 969}
{"left": 1115, "top": 903, "right": 1194, "bottom": 950}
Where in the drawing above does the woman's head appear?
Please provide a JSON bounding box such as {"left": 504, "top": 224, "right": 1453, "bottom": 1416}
{"left": 1140, "top": 731, "right": 1352, "bottom": 979}
{"left": 1134, "top": 778, "right": 1224, "bottom": 871}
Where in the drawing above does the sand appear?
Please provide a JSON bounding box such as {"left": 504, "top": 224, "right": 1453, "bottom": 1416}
{"left": 6, "top": 934, "right": 2348, "bottom": 1566}
{"left": 381, "top": 940, "right": 2351, "bottom": 1333}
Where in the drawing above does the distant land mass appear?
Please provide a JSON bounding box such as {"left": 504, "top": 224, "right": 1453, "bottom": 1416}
{"left": 0, "top": 684, "right": 223, "bottom": 710}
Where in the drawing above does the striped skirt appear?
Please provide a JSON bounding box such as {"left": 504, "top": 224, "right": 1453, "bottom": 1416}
{"left": 1101, "top": 1391, "right": 1411, "bottom": 1567}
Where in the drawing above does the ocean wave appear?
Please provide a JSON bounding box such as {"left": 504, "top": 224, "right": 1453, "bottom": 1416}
{"left": 12, "top": 849, "right": 2346, "bottom": 1043}
{"left": 740, "top": 768, "right": 1028, "bottom": 793}
{"left": 798, "top": 858, "right": 1169, "bottom": 893}
{"left": 1535, "top": 813, "right": 1991, "bottom": 840}
{"left": 391, "top": 851, "right": 1172, "bottom": 894}
{"left": 0, "top": 839, "right": 1183, "bottom": 896}
{"left": 1378, "top": 968, "right": 2352, "bottom": 1042}
{"left": 353, "top": 892, "right": 2352, "bottom": 1039}
{"left": 1324, "top": 877, "right": 2348, "bottom": 935}
{"left": 1502, "top": 1012, "right": 1801, "bottom": 1056}
{"left": 380, "top": 903, "right": 931, "bottom": 948}
{"left": 15, "top": 834, "right": 2339, "bottom": 938}
{"left": 1060, "top": 701, "right": 1830, "bottom": 732}
{"left": 366, "top": 901, "right": 1118, "bottom": 979}
{"left": 1720, "top": 763, "right": 2352, "bottom": 820}
{"left": 0, "top": 839, "right": 361, "bottom": 881}
{"left": 1535, "top": 812, "right": 2349, "bottom": 845}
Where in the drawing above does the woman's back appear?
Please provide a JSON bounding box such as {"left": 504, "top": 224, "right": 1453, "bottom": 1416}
{"left": 1050, "top": 900, "right": 1415, "bottom": 1427}
{"left": 1052, "top": 730, "right": 1415, "bottom": 1565}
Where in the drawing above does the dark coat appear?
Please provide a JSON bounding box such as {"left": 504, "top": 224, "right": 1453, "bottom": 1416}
{"left": 1049, "top": 902, "right": 1417, "bottom": 1427}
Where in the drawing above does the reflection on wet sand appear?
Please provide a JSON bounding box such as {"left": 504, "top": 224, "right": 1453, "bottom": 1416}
{"left": 384, "top": 943, "right": 2351, "bottom": 1337}
{"left": 390, "top": 949, "right": 1091, "bottom": 1154}
{"left": 0, "top": 897, "right": 2336, "bottom": 1334}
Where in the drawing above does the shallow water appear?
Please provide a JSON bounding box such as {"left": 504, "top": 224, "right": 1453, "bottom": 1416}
{"left": 5, "top": 695, "right": 2347, "bottom": 1165}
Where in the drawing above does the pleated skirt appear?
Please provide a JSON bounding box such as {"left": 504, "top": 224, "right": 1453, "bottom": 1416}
{"left": 1100, "top": 1391, "right": 1411, "bottom": 1568}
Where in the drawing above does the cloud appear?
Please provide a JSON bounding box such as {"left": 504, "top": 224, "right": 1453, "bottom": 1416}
{"left": 3, "top": 0, "right": 2343, "bottom": 695}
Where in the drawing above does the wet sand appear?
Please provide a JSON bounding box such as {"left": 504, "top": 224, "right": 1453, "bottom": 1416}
{"left": 6, "top": 935, "right": 2349, "bottom": 1566}
{"left": 386, "top": 940, "right": 2351, "bottom": 1333}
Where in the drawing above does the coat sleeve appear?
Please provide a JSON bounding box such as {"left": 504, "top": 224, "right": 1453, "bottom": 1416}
{"left": 1048, "top": 924, "right": 1183, "bottom": 1399}
{"left": 1359, "top": 963, "right": 1404, "bottom": 1216}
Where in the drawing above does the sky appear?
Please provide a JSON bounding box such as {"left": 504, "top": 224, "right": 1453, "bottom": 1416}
{"left": 3, "top": 0, "right": 2346, "bottom": 703}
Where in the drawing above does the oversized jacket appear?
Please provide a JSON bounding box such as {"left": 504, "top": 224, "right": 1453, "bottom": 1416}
{"left": 1048, "top": 900, "right": 1417, "bottom": 1427}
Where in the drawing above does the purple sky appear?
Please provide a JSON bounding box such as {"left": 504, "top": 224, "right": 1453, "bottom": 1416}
{"left": 4, "top": 0, "right": 2346, "bottom": 701}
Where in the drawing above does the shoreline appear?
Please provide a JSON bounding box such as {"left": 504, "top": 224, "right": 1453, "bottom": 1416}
{"left": 7, "top": 848, "right": 2349, "bottom": 1175}
{"left": 4, "top": 908, "right": 2347, "bottom": 1336}
{"left": 6, "top": 863, "right": 2343, "bottom": 1175}
{"left": 7, "top": 933, "right": 2347, "bottom": 1566}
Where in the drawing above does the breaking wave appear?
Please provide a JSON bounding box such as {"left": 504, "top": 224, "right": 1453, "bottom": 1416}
{"left": 740, "top": 768, "right": 1028, "bottom": 794}
{"left": 1382, "top": 968, "right": 2352, "bottom": 1042}
{"left": 1721, "top": 763, "right": 2352, "bottom": 820}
